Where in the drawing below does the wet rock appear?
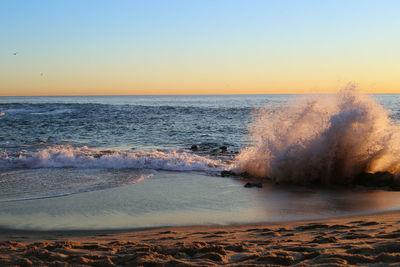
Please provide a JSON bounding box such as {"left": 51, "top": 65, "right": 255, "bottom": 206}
{"left": 221, "top": 170, "right": 236, "bottom": 177}
{"left": 244, "top": 182, "right": 262, "bottom": 188}
{"left": 391, "top": 179, "right": 400, "bottom": 191}
{"left": 239, "top": 172, "right": 252, "bottom": 178}
{"left": 354, "top": 171, "right": 394, "bottom": 187}
{"left": 190, "top": 145, "right": 198, "bottom": 151}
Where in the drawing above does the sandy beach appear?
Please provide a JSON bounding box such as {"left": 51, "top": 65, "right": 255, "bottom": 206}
{"left": 1, "top": 211, "right": 400, "bottom": 266}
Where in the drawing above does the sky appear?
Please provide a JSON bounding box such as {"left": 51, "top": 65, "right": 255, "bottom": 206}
{"left": 0, "top": 0, "right": 399, "bottom": 96}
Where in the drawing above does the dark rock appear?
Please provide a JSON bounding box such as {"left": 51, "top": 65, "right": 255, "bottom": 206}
{"left": 219, "top": 146, "right": 227, "bottom": 152}
{"left": 354, "top": 171, "right": 394, "bottom": 187}
{"left": 221, "top": 170, "right": 236, "bottom": 177}
{"left": 190, "top": 145, "right": 198, "bottom": 151}
{"left": 244, "top": 182, "right": 262, "bottom": 188}
{"left": 391, "top": 179, "right": 400, "bottom": 191}
{"left": 239, "top": 172, "right": 252, "bottom": 178}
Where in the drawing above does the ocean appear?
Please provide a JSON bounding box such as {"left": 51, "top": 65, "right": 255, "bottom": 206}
{"left": 1, "top": 93, "right": 400, "bottom": 230}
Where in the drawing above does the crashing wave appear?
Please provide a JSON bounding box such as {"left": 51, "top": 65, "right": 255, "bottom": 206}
{"left": 235, "top": 87, "right": 400, "bottom": 185}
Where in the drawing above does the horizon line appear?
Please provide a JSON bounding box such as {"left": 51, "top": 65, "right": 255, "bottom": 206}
{"left": 1, "top": 92, "right": 400, "bottom": 97}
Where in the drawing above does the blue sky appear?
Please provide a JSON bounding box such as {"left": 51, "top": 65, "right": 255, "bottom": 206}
{"left": 1, "top": 0, "right": 399, "bottom": 95}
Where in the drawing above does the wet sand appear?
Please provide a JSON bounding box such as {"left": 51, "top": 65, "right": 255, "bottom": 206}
{"left": 1, "top": 211, "right": 400, "bottom": 266}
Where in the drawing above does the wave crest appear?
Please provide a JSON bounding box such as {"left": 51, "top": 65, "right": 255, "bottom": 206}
{"left": 235, "top": 88, "right": 400, "bottom": 184}
{"left": 0, "top": 145, "right": 225, "bottom": 171}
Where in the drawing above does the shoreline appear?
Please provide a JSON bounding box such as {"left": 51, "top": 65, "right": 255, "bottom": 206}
{"left": 1, "top": 211, "right": 400, "bottom": 265}
{"left": 1, "top": 208, "right": 399, "bottom": 235}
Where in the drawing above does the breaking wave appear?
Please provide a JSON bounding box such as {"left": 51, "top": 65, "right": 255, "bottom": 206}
{"left": 235, "top": 87, "right": 400, "bottom": 185}
{"left": 0, "top": 145, "right": 226, "bottom": 172}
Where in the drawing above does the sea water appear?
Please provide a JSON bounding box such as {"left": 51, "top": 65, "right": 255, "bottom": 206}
{"left": 1, "top": 92, "right": 400, "bottom": 230}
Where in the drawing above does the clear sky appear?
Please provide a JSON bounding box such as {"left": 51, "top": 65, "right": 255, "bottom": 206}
{"left": 1, "top": 0, "right": 399, "bottom": 96}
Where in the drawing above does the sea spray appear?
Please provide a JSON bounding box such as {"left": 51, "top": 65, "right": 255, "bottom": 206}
{"left": 235, "top": 87, "right": 400, "bottom": 185}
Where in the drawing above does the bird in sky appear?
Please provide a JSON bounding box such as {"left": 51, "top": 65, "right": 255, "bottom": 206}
{"left": 12, "top": 52, "right": 17, "bottom": 55}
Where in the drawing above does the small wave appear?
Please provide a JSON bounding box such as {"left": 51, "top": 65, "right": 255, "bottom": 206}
{"left": 235, "top": 86, "right": 400, "bottom": 185}
{"left": 0, "top": 173, "right": 154, "bottom": 203}
{"left": 30, "top": 109, "right": 74, "bottom": 115}
{"left": 1, "top": 191, "right": 77, "bottom": 203}
{"left": 0, "top": 145, "right": 226, "bottom": 171}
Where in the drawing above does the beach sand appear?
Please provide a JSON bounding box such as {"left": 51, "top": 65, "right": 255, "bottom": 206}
{"left": 1, "top": 212, "right": 400, "bottom": 266}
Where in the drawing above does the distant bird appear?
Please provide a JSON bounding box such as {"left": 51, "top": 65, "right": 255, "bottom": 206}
{"left": 12, "top": 52, "right": 17, "bottom": 56}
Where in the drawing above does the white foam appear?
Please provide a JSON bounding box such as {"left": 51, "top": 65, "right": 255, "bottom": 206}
{"left": 0, "top": 145, "right": 225, "bottom": 171}
{"left": 235, "top": 87, "right": 400, "bottom": 184}
{"left": 30, "top": 108, "right": 74, "bottom": 115}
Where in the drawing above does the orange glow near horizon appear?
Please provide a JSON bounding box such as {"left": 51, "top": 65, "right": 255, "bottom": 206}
{"left": 2, "top": 87, "right": 400, "bottom": 97}
{"left": 1, "top": 79, "right": 399, "bottom": 96}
